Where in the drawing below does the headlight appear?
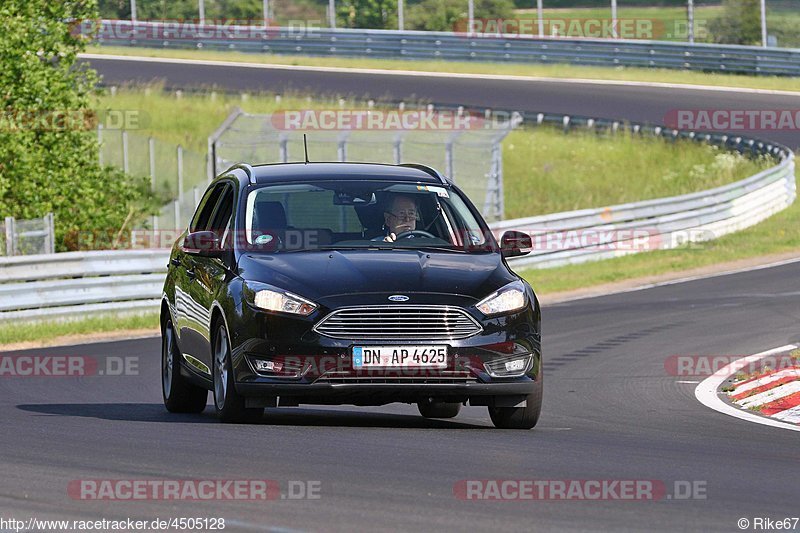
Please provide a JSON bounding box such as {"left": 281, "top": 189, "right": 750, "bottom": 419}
{"left": 476, "top": 281, "right": 527, "bottom": 317}
{"left": 245, "top": 282, "right": 317, "bottom": 316}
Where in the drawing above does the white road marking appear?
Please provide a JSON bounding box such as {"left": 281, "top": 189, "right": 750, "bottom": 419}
{"left": 79, "top": 53, "right": 800, "bottom": 96}
{"left": 548, "top": 255, "right": 800, "bottom": 305}
{"left": 676, "top": 380, "right": 700, "bottom": 384}
{"left": 738, "top": 381, "right": 800, "bottom": 409}
{"left": 695, "top": 344, "right": 800, "bottom": 432}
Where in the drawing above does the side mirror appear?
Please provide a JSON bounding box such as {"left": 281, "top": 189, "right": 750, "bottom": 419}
{"left": 500, "top": 230, "right": 532, "bottom": 258}
{"left": 183, "top": 230, "right": 222, "bottom": 257}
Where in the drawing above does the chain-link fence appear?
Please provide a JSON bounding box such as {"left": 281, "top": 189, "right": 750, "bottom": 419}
{"left": 1, "top": 214, "right": 55, "bottom": 256}
{"left": 98, "top": 126, "right": 207, "bottom": 230}
{"left": 209, "top": 107, "right": 518, "bottom": 222}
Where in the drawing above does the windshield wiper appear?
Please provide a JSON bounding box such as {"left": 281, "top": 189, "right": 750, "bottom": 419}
{"left": 399, "top": 245, "right": 470, "bottom": 254}
{"left": 316, "top": 245, "right": 395, "bottom": 251}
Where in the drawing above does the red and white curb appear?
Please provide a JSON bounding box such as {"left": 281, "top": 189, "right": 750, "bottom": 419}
{"left": 695, "top": 344, "right": 800, "bottom": 432}
{"left": 730, "top": 367, "right": 800, "bottom": 421}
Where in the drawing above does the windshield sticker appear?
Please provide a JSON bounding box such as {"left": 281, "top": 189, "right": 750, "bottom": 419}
{"left": 417, "top": 185, "right": 449, "bottom": 198}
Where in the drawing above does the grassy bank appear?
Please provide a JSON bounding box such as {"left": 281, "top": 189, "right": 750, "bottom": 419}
{"left": 0, "top": 313, "right": 159, "bottom": 347}
{"left": 89, "top": 46, "right": 800, "bottom": 94}
{"left": 99, "top": 86, "right": 770, "bottom": 218}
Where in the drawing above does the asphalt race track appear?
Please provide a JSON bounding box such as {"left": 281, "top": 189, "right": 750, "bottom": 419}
{"left": 1, "top": 57, "right": 797, "bottom": 531}
{"left": 3, "top": 262, "right": 800, "bottom": 531}
{"left": 83, "top": 55, "right": 800, "bottom": 151}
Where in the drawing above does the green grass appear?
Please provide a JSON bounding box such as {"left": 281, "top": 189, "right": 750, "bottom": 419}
{"left": 0, "top": 313, "right": 159, "bottom": 346}
{"left": 503, "top": 128, "right": 768, "bottom": 217}
{"left": 89, "top": 46, "right": 800, "bottom": 93}
{"left": 519, "top": 192, "right": 800, "bottom": 294}
{"left": 97, "top": 86, "right": 770, "bottom": 218}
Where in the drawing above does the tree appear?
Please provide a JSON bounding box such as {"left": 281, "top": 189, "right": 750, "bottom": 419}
{"left": 337, "top": 0, "right": 398, "bottom": 29}
{"left": 0, "top": 0, "right": 155, "bottom": 250}
{"left": 407, "top": 0, "right": 514, "bottom": 32}
{"left": 706, "top": 0, "right": 762, "bottom": 45}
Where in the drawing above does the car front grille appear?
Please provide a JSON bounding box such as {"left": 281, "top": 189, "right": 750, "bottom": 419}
{"left": 312, "top": 305, "right": 483, "bottom": 340}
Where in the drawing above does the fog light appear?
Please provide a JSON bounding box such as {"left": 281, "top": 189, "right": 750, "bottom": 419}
{"left": 254, "top": 359, "right": 283, "bottom": 373}
{"left": 484, "top": 354, "right": 532, "bottom": 378}
{"left": 504, "top": 359, "right": 526, "bottom": 372}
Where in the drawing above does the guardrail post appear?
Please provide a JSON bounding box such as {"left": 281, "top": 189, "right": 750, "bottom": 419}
{"left": 149, "top": 136, "right": 157, "bottom": 232}
{"left": 122, "top": 130, "right": 129, "bottom": 173}
{"left": 149, "top": 136, "right": 156, "bottom": 187}
{"left": 445, "top": 141, "right": 454, "bottom": 180}
{"left": 5, "top": 217, "right": 15, "bottom": 256}
{"left": 45, "top": 213, "right": 55, "bottom": 254}
{"left": 393, "top": 135, "right": 403, "bottom": 164}
{"left": 97, "top": 123, "right": 104, "bottom": 166}
{"left": 279, "top": 135, "right": 289, "bottom": 162}
{"left": 177, "top": 145, "right": 184, "bottom": 205}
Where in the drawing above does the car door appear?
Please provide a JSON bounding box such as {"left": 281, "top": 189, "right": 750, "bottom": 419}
{"left": 175, "top": 182, "right": 227, "bottom": 372}
{"left": 183, "top": 182, "right": 236, "bottom": 372}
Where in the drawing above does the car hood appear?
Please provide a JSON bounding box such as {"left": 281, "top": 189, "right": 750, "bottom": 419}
{"left": 237, "top": 249, "right": 516, "bottom": 308}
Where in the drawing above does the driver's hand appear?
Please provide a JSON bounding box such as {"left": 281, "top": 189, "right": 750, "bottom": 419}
{"left": 383, "top": 233, "right": 397, "bottom": 242}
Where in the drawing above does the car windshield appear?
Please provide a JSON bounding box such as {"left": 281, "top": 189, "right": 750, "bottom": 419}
{"left": 242, "top": 180, "right": 495, "bottom": 253}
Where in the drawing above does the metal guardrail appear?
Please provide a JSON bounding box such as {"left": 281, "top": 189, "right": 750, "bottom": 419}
{"left": 92, "top": 20, "right": 800, "bottom": 77}
{"left": 0, "top": 250, "right": 168, "bottom": 322}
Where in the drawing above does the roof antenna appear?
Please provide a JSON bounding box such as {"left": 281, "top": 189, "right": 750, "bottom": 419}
{"left": 303, "top": 134, "right": 310, "bottom": 164}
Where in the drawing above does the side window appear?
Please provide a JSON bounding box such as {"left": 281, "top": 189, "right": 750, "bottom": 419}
{"left": 190, "top": 184, "right": 226, "bottom": 232}
{"left": 209, "top": 185, "right": 234, "bottom": 247}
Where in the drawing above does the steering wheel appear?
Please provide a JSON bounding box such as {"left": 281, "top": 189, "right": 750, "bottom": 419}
{"left": 395, "top": 230, "right": 437, "bottom": 240}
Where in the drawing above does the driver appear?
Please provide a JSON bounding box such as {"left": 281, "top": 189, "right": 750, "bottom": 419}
{"left": 378, "top": 194, "right": 419, "bottom": 242}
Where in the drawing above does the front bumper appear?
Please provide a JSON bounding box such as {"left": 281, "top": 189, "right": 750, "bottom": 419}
{"left": 229, "top": 299, "right": 542, "bottom": 407}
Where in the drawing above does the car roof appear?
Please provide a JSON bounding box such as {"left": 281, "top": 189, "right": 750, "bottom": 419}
{"left": 223, "top": 162, "right": 449, "bottom": 186}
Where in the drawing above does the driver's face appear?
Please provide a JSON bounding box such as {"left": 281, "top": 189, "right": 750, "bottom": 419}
{"left": 384, "top": 196, "right": 417, "bottom": 235}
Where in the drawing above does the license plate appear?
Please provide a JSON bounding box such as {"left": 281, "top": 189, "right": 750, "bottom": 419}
{"left": 352, "top": 346, "right": 447, "bottom": 369}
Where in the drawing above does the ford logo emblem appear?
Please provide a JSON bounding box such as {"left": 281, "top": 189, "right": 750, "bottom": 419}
{"left": 388, "top": 295, "right": 409, "bottom": 302}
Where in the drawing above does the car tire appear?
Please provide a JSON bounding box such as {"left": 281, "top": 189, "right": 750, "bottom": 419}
{"left": 212, "top": 320, "right": 263, "bottom": 424}
{"left": 417, "top": 398, "right": 461, "bottom": 419}
{"left": 488, "top": 386, "right": 542, "bottom": 430}
{"left": 162, "top": 318, "right": 208, "bottom": 413}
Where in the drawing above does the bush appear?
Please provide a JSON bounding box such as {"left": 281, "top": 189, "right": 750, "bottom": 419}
{"left": 0, "top": 0, "right": 157, "bottom": 251}
{"left": 336, "top": 0, "right": 398, "bottom": 29}
{"left": 406, "top": 0, "right": 514, "bottom": 32}
{"left": 706, "top": 0, "right": 762, "bottom": 45}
